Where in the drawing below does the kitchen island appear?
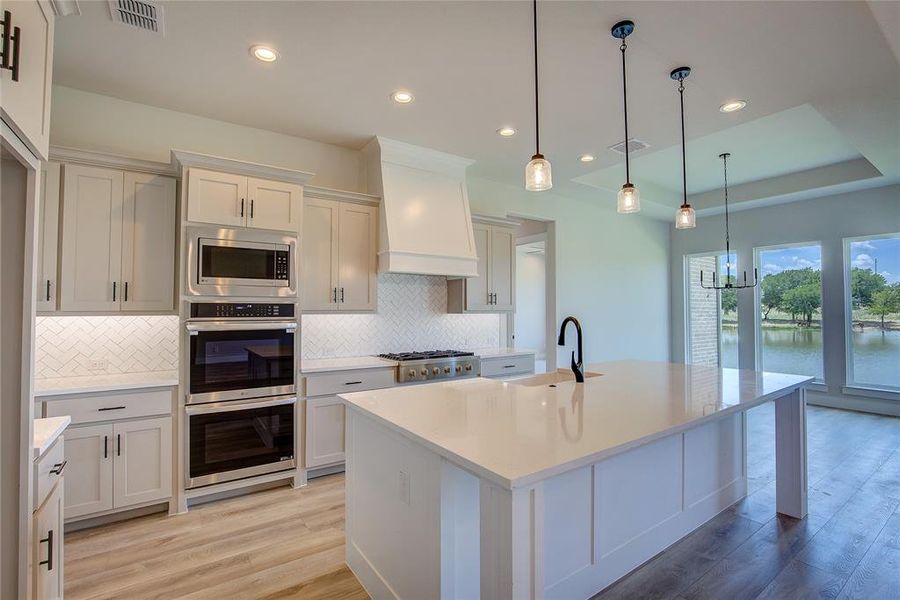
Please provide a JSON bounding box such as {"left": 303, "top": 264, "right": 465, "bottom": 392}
{"left": 340, "top": 360, "right": 812, "bottom": 599}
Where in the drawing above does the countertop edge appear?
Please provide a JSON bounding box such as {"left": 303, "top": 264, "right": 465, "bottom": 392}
{"left": 35, "top": 374, "right": 179, "bottom": 397}
{"left": 33, "top": 416, "right": 71, "bottom": 459}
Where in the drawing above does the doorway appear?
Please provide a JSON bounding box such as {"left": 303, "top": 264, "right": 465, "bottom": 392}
{"left": 508, "top": 216, "right": 555, "bottom": 374}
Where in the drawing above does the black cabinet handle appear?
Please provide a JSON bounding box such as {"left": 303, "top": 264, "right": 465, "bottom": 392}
{"left": 332, "top": 287, "right": 337, "bottom": 303}
{"left": 117, "top": 434, "right": 121, "bottom": 457}
{"left": 344, "top": 381, "right": 363, "bottom": 385}
{"left": 112, "top": 281, "right": 117, "bottom": 302}
{"left": 45, "top": 279, "right": 50, "bottom": 301}
{"left": 250, "top": 199, "right": 254, "bottom": 219}
{"left": 104, "top": 435, "right": 108, "bottom": 459}
{"left": 98, "top": 406, "right": 126, "bottom": 412}
{"left": 39, "top": 530, "right": 53, "bottom": 571}
{"left": 341, "top": 288, "right": 345, "bottom": 303}
{"left": 0, "top": 12, "right": 20, "bottom": 82}
{"left": 503, "top": 364, "right": 516, "bottom": 369}
{"left": 0, "top": 11, "right": 10, "bottom": 70}
{"left": 124, "top": 281, "right": 128, "bottom": 302}
{"left": 50, "top": 460, "right": 67, "bottom": 475}
{"left": 240, "top": 198, "right": 245, "bottom": 218}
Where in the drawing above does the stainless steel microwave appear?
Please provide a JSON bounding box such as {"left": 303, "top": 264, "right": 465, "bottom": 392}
{"left": 187, "top": 227, "right": 298, "bottom": 297}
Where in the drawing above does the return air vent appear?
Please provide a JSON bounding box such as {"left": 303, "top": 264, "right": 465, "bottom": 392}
{"left": 108, "top": 0, "right": 164, "bottom": 35}
{"left": 608, "top": 138, "right": 650, "bottom": 155}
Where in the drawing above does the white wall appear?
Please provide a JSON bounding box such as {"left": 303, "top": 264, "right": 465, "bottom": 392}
{"left": 50, "top": 86, "right": 364, "bottom": 191}
{"left": 670, "top": 184, "right": 900, "bottom": 415}
{"left": 515, "top": 246, "right": 546, "bottom": 358}
{"left": 467, "top": 177, "right": 672, "bottom": 365}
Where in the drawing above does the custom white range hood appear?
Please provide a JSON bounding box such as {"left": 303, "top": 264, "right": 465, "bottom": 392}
{"left": 363, "top": 136, "right": 478, "bottom": 277}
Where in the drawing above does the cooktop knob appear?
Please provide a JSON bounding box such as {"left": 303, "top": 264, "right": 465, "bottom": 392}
{"left": 443, "top": 366, "right": 451, "bottom": 374}
{"left": 456, "top": 365, "right": 462, "bottom": 373}
{"left": 408, "top": 369, "right": 416, "bottom": 378}
{"left": 432, "top": 367, "right": 440, "bottom": 375}
{"left": 465, "top": 364, "right": 473, "bottom": 371}
{"left": 420, "top": 368, "right": 428, "bottom": 376}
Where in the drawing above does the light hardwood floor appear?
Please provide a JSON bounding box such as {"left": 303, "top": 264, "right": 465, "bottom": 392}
{"left": 66, "top": 405, "right": 900, "bottom": 599}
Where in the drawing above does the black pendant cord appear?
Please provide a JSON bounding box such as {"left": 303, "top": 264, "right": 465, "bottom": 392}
{"left": 621, "top": 40, "right": 630, "bottom": 184}
{"left": 678, "top": 77, "right": 688, "bottom": 209}
{"left": 532, "top": 0, "right": 540, "bottom": 157}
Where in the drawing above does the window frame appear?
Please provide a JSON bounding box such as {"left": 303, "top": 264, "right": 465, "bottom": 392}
{"left": 753, "top": 240, "right": 825, "bottom": 382}
{"left": 843, "top": 232, "right": 900, "bottom": 393}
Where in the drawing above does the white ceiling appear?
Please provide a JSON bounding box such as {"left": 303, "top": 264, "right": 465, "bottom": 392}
{"left": 53, "top": 1, "right": 899, "bottom": 218}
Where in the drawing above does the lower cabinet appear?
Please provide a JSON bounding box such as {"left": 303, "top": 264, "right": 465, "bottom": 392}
{"left": 305, "top": 395, "right": 346, "bottom": 469}
{"left": 65, "top": 417, "right": 172, "bottom": 520}
{"left": 33, "top": 480, "right": 64, "bottom": 600}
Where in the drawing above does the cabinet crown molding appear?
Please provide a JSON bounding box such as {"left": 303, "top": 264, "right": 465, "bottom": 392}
{"left": 49, "top": 146, "right": 176, "bottom": 176}
{"left": 171, "top": 149, "right": 315, "bottom": 185}
{"left": 471, "top": 214, "right": 521, "bottom": 228}
{"left": 304, "top": 185, "right": 380, "bottom": 206}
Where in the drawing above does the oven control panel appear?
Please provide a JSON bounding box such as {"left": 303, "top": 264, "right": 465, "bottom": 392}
{"left": 190, "top": 303, "right": 295, "bottom": 319}
{"left": 275, "top": 250, "right": 290, "bottom": 280}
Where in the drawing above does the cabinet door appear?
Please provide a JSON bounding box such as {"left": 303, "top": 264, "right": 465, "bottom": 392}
{"left": 489, "top": 226, "right": 515, "bottom": 311}
{"left": 186, "top": 168, "right": 247, "bottom": 227}
{"left": 247, "top": 178, "right": 302, "bottom": 232}
{"left": 64, "top": 424, "right": 114, "bottom": 519}
{"left": 36, "top": 162, "right": 60, "bottom": 311}
{"left": 465, "top": 223, "right": 492, "bottom": 310}
{"left": 305, "top": 395, "right": 346, "bottom": 468}
{"left": 121, "top": 172, "right": 176, "bottom": 311}
{"left": 33, "top": 479, "right": 64, "bottom": 600}
{"left": 59, "top": 165, "right": 125, "bottom": 311}
{"left": 0, "top": 0, "right": 54, "bottom": 160}
{"left": 113, "top": 417, "right": 172, "bottom": 509}
{"left": 302, "top": 198, "right": 340, "bottom": 311}
{"left": 338, "top": 203, "right": 377, "bottom": 311}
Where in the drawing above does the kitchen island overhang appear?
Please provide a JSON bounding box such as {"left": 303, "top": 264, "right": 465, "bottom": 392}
{"left": 340, "top": 360, "right": 812, "bottom": 600}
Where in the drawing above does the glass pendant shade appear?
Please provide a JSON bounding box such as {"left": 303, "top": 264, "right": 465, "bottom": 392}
{"left": 617, "top": 184, "right": 640, "bottom": 214}
{"left": 675, "top": 205, "right": 696, "bottom": 229}
{"left": 525, "top": 154, "right": 553, "bottom": 191}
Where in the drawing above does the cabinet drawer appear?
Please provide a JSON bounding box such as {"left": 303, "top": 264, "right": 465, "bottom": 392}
{"left": 304, "top": 367, "right": 395, "bottom": 397}
{"left": 34, "top": 437, "right": 65, "bottom": 510}
{"left": 480, "top": 355, "right": 535, "bottom": 378}
{"left": 45, "top": 389, "right": 173, "bottom": 425}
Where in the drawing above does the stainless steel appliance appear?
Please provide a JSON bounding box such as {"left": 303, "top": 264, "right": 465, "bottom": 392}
{"left": 378, "top": 350, "right": 480, "bottom": 383}
{"left": 186, "top": 226, "right": 297, "bottom": 297}
{"left": 185, "top": 303, "right": 297, "bottom": 404}
{"left": 185, "top": 395, "right": 296, "bottom": 488}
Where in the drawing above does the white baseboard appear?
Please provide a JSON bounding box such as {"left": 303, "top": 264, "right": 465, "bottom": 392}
{"left": 808, "top": 390, "right": 900, "bottom": 417}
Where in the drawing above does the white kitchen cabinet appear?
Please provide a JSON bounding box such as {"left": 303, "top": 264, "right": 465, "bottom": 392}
{"left": 0, "top": 0, "right": 54, "bottom": 161}
{"left": 32, "top": 475, "right": 63, "bottom": 600}
{"left": 305, "top": 395, "right": 346, "bottom": 469}
{"left": 121, "top": 172, "right": 177, "bottom": 311}
{"left": 64, "top": 424, "right": 114, "bottom": 519}
{"left": 447, "top": 221, "right": 517, "bottom": 313}
{"left": 36, "top": 161, "right": 60, "bottom": 311}
{"left": 113, "top": 417, "right": 172, "bottom": 508}
{"left": 302, "top": 197, "right": 377, "bottom": 312}
{"left": 59, "top": 164, "right": 176, "bottom": 312}
{"left": 186, "top": 167, "right": 302, "bottom": 232}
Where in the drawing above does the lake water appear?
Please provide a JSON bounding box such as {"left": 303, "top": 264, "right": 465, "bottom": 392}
{"left": 720, "top": 327, "right": 900, "bottom": 388}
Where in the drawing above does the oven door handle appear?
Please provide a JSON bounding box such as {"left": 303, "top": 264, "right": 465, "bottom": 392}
{"left": 186, "top": 321, "right": 297, "bottom": 333}
{"left": 185, "top": 396, "right": 297, "bottom": 415}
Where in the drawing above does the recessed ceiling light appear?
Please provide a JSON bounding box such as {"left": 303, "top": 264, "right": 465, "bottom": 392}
{"left": 391, "top": 91, "right": 414, "bottom": 104}
{"left": 250, "top": 45, "right": 278, "bottom": 63}
{"left": 719, "top": 100, "right": 747, "bottom": 113}
{"left": 497, "top": 127, "right": 516, "bottom": 137}
{"left": 579, "top": 154, "right": 595, "bottom": 163}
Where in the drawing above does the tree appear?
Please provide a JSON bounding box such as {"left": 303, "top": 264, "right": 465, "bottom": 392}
{"left": 851, "top": 267, "right": 887, "bottom": 308}
{"left": 721, "top": 288, "right": 737, "bottom": 315}
{"left": 782, "top": 283, "right": 821, "bottom": 325}
{"left": 869, "top": 283, "right": 900, "bottom": 330}
{"left": 760, "top": 268, "right": 821, "bottom": 319}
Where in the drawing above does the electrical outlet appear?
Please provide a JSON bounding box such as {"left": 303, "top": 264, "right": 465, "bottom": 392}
{"left": 399, "top": 469, "right": 410, "bottom": 505}
{"left": 88, "top": 358, "right": 108, "bottom": 371}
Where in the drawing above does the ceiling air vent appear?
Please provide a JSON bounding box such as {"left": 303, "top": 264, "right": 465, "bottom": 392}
{"left": 608, "top": 138, "right": 650, "bottom": 155}
{"left": 108, "top": 0, "right": 164, "bottom": 35}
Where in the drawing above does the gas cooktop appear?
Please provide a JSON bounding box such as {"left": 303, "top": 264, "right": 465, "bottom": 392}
{"left": 378, "top": 350, "right": 475, "bottom": 361}
{"left": 378, "top": 350, "right": 479, "bottom": 382}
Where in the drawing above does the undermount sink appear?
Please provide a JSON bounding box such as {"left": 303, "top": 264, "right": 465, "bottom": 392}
{"left": 509, "top": 369, "right": 603, "bottom": 387}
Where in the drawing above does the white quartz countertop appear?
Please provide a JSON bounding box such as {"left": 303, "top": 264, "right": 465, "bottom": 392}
{"left": 301, "top": 356, "right": 399, "bottom": 374}
{"left": 33, "top": 416, "right": 71, "bottom": 459}
{"left": 340, "top": 360, "right": 812, "bottom": 488}
{"left": 472, "top": 347, "right": 536, "bottom": 359}
{"left": 35, "top": 371, "right": 179, "bottom": 397}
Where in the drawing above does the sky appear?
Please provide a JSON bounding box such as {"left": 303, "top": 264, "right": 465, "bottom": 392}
{"left": 757, "top": 237, "right": 899, "bottom": 283}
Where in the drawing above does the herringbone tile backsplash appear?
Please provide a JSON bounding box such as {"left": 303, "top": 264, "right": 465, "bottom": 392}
{"left": 35, "top": 315, "right": 179, "bottom": 378}
{"left": 301, "top": 273, "right": 501, "bottom": 358}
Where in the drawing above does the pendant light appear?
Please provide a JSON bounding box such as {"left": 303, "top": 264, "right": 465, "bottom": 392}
{"left": 672, "top": 66, "right": 696, "bottom": 229}
{"left": 612, "top": 20, "right": 639, "bottom": 214}
{"left": 700, "top": 153, "right": 759, "bottom": 290}
{"left": 525, "top": 0, "right": 552, "bottom": 191}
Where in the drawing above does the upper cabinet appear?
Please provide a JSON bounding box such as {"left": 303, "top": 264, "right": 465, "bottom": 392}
{"left": 447, "top": 217, "right": 517, "bottom": 313}
{"left": 302, "top": 190, "right": 379, "bottom": 312}
{"left": 185, "top": 168, "right": 303, "bottom": 232}
{"left": 59, "top": 164, "right": 176, "bottom": 312}
{"left": 37, "top": 161, "right": 61, "bottom": 311}
{"left": 0, "top": 0, "right": 54, "bottom": 161}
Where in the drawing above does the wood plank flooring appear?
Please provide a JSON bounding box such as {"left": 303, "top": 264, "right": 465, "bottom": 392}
{"left": 66, "top": 405, "right": 900, "bottom": 599}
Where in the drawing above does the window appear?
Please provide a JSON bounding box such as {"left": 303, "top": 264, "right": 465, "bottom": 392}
{"left": 845, "top": 233, "right": 900, "bottom": 390}
{"left": 685, "top": 253, "right": 738, "bottom": 368}
{"left": 755, "top": 243, "right": 824, "bottom": 380}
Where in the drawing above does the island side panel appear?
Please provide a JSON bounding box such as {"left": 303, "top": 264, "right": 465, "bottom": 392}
{"left": 775, "top": 386, "right": 808, "bottom": 518}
